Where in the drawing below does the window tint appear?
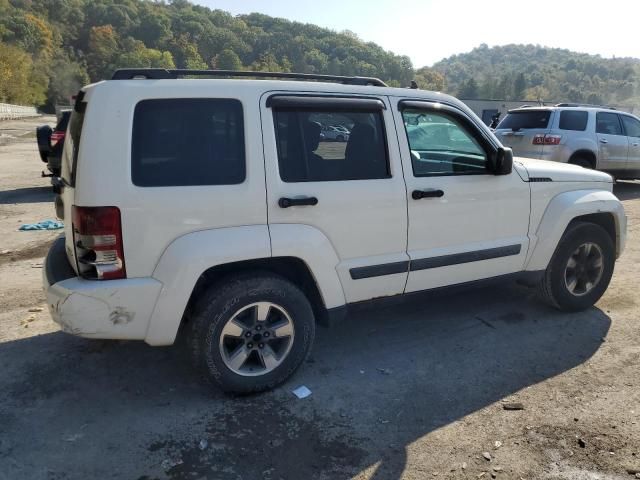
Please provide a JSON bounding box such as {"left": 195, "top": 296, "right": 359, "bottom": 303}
{"left": 559, "top": 110, "right": 588, "bottom": 131}
{"left": 402, "top": 110, "right": 488, "bottom": 176}
{"left": 596, "top": 112, "right": 623, "bottom": 136}
{"left": 63, "top": 108, "right": 84, "bottom": 186}
{"left": 621, "top": 115, "right": 640, "bottom": 138}
{"left": 274, "top": 109, "right": 389, "bottom": 182}
{"left": 496, "top": 110, "right": 551, "bottom": 130}
{"left": 132, "top": 99, "right": 245, "bottom": 187}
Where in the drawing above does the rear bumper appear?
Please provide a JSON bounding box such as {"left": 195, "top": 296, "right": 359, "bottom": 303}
{"left": 43, "top": 237, "right": 163, "bottom": 341}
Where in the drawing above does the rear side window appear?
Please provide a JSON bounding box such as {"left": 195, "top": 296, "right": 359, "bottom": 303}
{"left": 62, "top": 109, "right": 84, "bottom": 186}
{"left": 559, "top": 110, "right": 588, "bottom": 131}
{"left": 497, "top": 111, "right": 551, "bottom": 130}
{"left": 132, "top": 99, "right": 245, "bottom": 187}
{"left": 596, "top": 112, "right": 623, "bottom": 136}
{"left": 273, "top": 109, "right": 389, "bottom": 182}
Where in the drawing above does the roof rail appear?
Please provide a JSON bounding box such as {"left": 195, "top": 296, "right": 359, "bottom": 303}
{"left": 111, "top": 68, "right": 388, "bottom": 87}
{"left": 555, "top": 102, "right": 616, "bottom": 110}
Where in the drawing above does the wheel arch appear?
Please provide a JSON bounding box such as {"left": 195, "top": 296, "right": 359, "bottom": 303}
{"left": 180, "top": 256, "right": 329, "bottom": 337}
{"left": 525, "top": 189, "right": 626, "bottom": 272}
{"left": 568, "top": 149, "right": 597, "bottom": 168}
{"left": 146, "top": 224, "right": 346, "bottom": 346}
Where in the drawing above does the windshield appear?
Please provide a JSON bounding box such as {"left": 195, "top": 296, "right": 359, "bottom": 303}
{"left": 497, "top": 110, "right": 551, "bottom": 131}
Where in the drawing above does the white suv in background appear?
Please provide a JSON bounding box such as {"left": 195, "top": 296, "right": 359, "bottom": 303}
{"left": 495, "top": 104, "right": 640, "bottom": 179}
{"left": 44, "top": 69, "right": 626, "bottom": 393}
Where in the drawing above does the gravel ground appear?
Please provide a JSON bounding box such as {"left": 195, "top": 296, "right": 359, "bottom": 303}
{"left": 0, "top": 117, "right": 639, "bottom": 480}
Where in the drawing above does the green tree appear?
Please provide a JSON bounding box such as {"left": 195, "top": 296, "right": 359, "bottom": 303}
{"left": 458, "top": 77, "right": 479, "bottom": 98}
{"left": 86, "top": 24, "right": 119, "bottom": 80}
{"left": 213, "top": 48, "right": 242, "bottom": 70}
{"left": 513, "top": 72, "right": 526, "bottom": 99}
{"left": 118, "top": 38, "right": 175, "bottom": 69}
{"left": 46, "top": 54, "right": 90, "bottom": 107}
{"left": 0, "top": 41, "right": 46, "bottom": 104}
{"left": 414, "top": 66, "right": 445, "bottom": 91}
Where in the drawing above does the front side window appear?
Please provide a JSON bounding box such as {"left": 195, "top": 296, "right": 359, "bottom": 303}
{"left": 132, "top": 98, "right": 245, "bottom": 187}
{"left": 273, "top": 108, "right": 389, "bottom": 182}
{"left": 402, "top": 109, "right": 488, "bottom": 176}
{"left": 621, "top": 115, "right": 640, "bottom": 138}
{"left": 596, "top": 112, "right": 623, "bottom": 136}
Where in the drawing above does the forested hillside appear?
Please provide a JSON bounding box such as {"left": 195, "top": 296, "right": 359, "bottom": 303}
{"left": 0, "top": 0, "right": 414, "bottom": 109}
{"left": 1, "top": 0, "right": 639, "bottom": 110}
{"left": 432, "top": 44, "right": 640, "bottom": 107}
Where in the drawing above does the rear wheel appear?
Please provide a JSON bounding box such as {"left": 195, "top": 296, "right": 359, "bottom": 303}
{"left": 539, "top": 222, "right": 615, "bottom": 311}
{"left": 187, "top": 273, "right": 315, "bottom": 394}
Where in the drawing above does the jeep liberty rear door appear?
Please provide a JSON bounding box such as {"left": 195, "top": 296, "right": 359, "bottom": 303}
{"left": 261, "top": 93, "right": 409, "bottom": 304}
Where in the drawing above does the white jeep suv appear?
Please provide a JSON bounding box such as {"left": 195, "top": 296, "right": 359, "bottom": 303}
{"left": 44, "top": 69, "right": 627, "bottom": 393}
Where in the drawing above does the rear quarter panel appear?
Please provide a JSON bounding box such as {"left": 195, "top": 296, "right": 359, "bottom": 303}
{"left": 73, "top": 81, "right": 268, "bottom": 278}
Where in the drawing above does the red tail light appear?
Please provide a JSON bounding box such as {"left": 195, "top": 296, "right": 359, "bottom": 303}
{"left": 50, "top": 131, "right": 65, "bottom": 144}
{"left": 72, "top": 206, "right": 126, "bottom": 280}
{"left": 533, "top": 134, "right": 562, "bottom": 145}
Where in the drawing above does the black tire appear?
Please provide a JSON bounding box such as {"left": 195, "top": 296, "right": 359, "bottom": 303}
{"left": 337, "top": 135, "right": 344, "bottom": 142}
{"left": 539, "top": 222, "right": 615, "bottom": 312}
{"left": 187, "top": 272, "right": 315, "bottom": 394}
{"left": 570, "top": 157, "right": 593, "bottom": 169}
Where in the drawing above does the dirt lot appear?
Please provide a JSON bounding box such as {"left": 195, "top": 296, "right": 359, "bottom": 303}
{"left": 0, "top": 117, "right": 639, "bottom": 480}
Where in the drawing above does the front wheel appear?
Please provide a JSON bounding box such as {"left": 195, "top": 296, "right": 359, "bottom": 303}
{"left": 188, "top": 273, "right": 315, "bottom": 394}
{"left": 539, "top": 222, "right": 615, "bottom": 311}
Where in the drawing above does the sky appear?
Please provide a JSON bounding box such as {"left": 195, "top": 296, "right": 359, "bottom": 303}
{"left": 195, "top": 0, "right": 640, "bottom": 67}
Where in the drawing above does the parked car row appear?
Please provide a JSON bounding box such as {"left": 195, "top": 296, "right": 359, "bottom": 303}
{"left": 321, "top": 124, "right": 350, "bottom": 141}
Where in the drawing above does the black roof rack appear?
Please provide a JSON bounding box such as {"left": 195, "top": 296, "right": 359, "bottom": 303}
{"left": 555, "top": 103, "right": 616, "bottom": 110}
{"left": 111, "top": 68, "right": 388, "bottom": 87}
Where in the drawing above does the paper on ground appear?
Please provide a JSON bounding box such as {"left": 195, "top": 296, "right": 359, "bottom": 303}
{"left": 292, "top": 385, "right": 312, "bottom": 399}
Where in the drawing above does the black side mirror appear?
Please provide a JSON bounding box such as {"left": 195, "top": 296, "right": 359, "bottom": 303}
{"left": 492, "top": 147, "right": 513, "bottom": 175}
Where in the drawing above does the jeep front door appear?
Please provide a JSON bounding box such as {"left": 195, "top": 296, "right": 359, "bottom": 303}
{"left": 393, "top": 100, "right": 530, "bottom": 293}
{"left": 261, "top": 94, "right": 409, "bottom": 304}
{"left": 596, "top": 112, "right": 628, "bottom": 171}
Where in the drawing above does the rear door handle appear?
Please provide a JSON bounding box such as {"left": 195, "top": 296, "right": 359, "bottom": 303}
{"left": 600, "top": 138, "right": 608, "bottom": 144}
{"left": 278, "top": 196, "right": 318, "bottom": 208}
{"left": 412, "top": 189, "right": 444, "bottom": 200}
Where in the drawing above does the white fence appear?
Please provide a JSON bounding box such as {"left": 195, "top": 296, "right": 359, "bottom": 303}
{"left": 0, "top": 103, "right": 39, "bottom": 121}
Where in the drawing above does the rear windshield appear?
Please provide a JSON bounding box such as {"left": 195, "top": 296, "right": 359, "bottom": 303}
{"left": 559, "top": 110, "right": 588, "bottom": 131}
{"left": 497, "top": 110, "right": 551, "bottom": 131}
{"left": 131, "top": 98, "right": 245, "bottom": 187}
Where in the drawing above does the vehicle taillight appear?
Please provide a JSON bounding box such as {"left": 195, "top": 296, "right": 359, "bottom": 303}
{"left": 50, "top": 131, "right": 65, "bottom": 144}
{"left": 72, "top": 206, "right": 126, "bottom": 280}
{"left": 533, "top": 134, "right": 562, "bottom": 145}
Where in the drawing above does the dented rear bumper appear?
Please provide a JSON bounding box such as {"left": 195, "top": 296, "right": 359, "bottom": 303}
{"left": 43, "top": 237, "right": 162, "bottom": 340}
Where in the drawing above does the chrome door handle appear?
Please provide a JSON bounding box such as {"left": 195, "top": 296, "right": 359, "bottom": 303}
{"left": 633, "top": 143, "right": 639, "bottom": 147}
{"left": 599, "top": 139, "right": 608, "bottom": 144}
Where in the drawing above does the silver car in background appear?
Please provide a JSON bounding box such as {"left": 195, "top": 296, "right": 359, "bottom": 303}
{"left": 495, "top": 104, "right": 640, "bottom": 179}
